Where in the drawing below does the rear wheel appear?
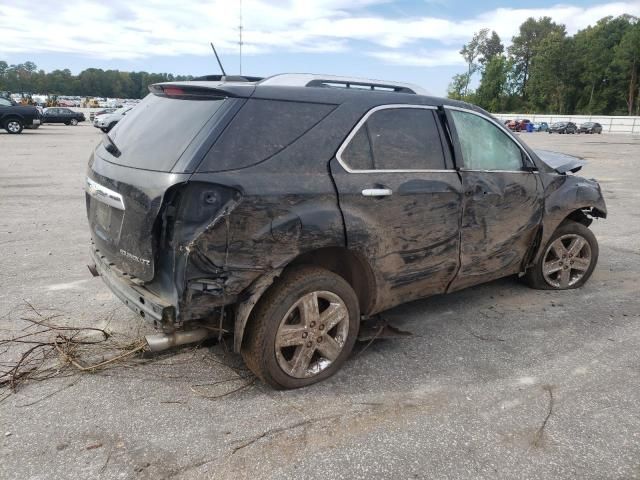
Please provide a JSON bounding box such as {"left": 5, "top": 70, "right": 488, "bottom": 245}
{"left": 242, "top": 266, "right": 360, "bottom": 389}
{"left": 70, "top": 118, "right": 78, "bottom": 126}
{"left": 4, "top": 118, "right": 23, "bottom": 134}
{"left": 525, "top": 221, "right": 598, "bottom": 290}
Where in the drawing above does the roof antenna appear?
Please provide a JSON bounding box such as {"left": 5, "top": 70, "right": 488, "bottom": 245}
{"left": 210, "top": 42, "right": 227, "bottom": 77}
{"left": 239, "top": 0, "right": 243, "bottom": 75}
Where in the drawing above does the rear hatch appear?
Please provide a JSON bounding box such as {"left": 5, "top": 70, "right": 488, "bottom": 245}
{"left": 86, "top": 88, "right": 236, "bottom": 281}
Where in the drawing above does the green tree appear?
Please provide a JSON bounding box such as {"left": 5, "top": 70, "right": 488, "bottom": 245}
{"left": 476, "top": 55, "right": 508, "bottom": 111}
{"left": 460, "top": 28, "right": 489, "bottom": 95}
{"left": 478, "top": 31, "right": 504, "bottom": 66}
{"left": 508, "top": 17, "right": 566, "bottom": 98}
{"left": 613, "top": 21, "right": 640, "bottom": 115}
{"left": 447, "top": 73, "right": 471, "bottom": 100}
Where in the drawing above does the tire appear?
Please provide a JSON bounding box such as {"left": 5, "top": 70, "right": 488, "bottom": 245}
{"left": 524, "top": 220, "right": 598, "bottom": 290}
{"left": 70, "top": 118, "right": 78, "bottom": 126}
{"left": 4, "top": 118, "right": 23, "bottom": 134}
{"left": 64, "top": 121, "right": 70, "bottom": 125}
{"left": 242, "top": 265, "right": 360, "bottom": 389}
{"left": 100, "top": 127, "right": 109, "bottom": 133}
{"left": 106, "top": 122, "right": 116, "bottom": 132}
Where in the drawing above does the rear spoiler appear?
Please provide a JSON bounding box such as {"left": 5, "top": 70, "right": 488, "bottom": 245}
{"left": 149, "top": 81, "right": 256, "bottom": 99}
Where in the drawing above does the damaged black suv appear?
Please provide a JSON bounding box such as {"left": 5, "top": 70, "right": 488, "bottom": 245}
{"left": 86, "top": 74, "right": 606, "bottom": 389}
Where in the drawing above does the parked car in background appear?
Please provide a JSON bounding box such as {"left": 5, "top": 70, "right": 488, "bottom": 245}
{"left": 578, "top": 122, "right": 603, "bottom": 134}
{"left": 0, "top": 96, "right": 41, "bottom": 133}
{"left": 93, "top": 106, "right": 133, "bottom": 133}
{"left": 533, "top": 121, "right": 549, "bottom": 132}
{"left": 85, "top": 73, "right": 606, "bottom": 389}
{"left": 90, "top": 108, "right": 117, "bottom": 121}
{"left": 42, "top": 107, "right": 85, "bottom": 125}
{"left": 507, "top": 119, "right": 532, "bottom": 132}
{"left": 548, "top": 121, "right": 577, "bottom": 134}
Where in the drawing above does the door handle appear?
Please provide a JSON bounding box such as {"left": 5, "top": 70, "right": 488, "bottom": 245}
{"left": 362, "top": 188, "right": 393, "bottom": 197}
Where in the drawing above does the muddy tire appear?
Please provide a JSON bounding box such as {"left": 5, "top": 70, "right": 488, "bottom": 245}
{"left": 525, "top": 220, "right": 598, "bottom": 290}
{"left": 242, "top": 265, "right": 359, "bottom": 389}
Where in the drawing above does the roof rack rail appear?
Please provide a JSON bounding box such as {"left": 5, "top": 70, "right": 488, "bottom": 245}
{"left": 258, "top": 74, "right": 429, "bottom": 95}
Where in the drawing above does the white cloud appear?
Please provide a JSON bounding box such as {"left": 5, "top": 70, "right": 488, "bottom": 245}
{"left": 0, "top": 0, "right": 638, "bottom": 66}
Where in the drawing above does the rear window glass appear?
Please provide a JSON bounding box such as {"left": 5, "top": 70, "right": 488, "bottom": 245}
{"left": 341, "top": 108, "right": 446, "bottom": 171}
{"left": 105, "top": 94, "right": 225, "bottom": 171}
{"left": 198, "top": 99, "right": 335, "bottom": 172}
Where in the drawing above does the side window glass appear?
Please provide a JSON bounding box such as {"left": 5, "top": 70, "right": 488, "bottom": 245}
{"left": 0, "top": 98, "right": 11, "bottom": 106}
{"left": 450, "top": 110, "right": 523, "bottom": 171}
{"left": 341, "top": 127, "right": 373, "bottom": 170}
{"left": 340, "top": 108, "right": 446, "bottom": 171}
{"left": 200, "top": 99, "right": 335, "bottom": 172}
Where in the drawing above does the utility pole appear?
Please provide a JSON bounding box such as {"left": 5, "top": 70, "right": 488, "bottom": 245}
{"left": 239, "top": 0, "right": 243, "bottom": 75}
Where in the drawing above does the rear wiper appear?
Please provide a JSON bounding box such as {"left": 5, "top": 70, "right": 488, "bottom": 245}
{"left": 102, "top": 134, "right": 121, "bottom": 158}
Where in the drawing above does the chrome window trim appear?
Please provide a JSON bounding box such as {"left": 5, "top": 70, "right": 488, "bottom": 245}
{"left": 86, "top": 177, "right": 125, "bottom": 211}
{"left": 443, "top": 105, "right": 538, "bottom": 171}
{"left": 335, "top": 104, "right": 455, "bottom": 174}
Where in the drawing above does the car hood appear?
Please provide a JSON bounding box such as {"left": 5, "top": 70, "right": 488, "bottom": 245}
{"left": 535, "top": 149, "right": 586, "bottom": 174}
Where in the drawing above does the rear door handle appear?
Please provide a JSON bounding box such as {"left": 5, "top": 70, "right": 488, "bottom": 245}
{"left": 362, "top": 188, "right": 393, "bottom": 197}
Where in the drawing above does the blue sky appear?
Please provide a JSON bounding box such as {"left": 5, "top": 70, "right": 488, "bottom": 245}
{"left": 1, "top": 0, "right": 638, "bottom": 96}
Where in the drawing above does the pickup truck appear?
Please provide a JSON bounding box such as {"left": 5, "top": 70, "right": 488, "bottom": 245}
{"left": 0, "top": 97, "right": 41, "bottom": 134}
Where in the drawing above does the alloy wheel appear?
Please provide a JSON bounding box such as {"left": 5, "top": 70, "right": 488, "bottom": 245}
{"left": 7, "top": 121, "right": 20, "bottom": 133}
{"left": 275, "top": 291, "right": 349, "bottom": 379}
{"left": 542, "top": 234, "right": 592, "bottom": 288}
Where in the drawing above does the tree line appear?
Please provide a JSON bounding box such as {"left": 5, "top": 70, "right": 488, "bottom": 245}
{"left": 0, "top": 61, "right": 194, "bottom": 99}
{"left": 448, "top": 14, "right": 640, "bottom": 115}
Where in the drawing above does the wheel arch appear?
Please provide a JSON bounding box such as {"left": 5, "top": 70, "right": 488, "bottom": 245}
{"left": 233, "top": 246, "right": 377, "bottom": 352}
{"left": 529, "top": 206, "right": 605, "bottom": 268}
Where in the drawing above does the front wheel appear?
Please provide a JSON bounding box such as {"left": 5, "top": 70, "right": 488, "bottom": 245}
{"left": 242, "top": 266, "right": 360, "bottom": 389}
{"left": 524, "top": 220, "right": 598, "bottom": 290}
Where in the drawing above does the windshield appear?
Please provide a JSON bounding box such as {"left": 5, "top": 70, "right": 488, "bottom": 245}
{"left": 552, "top": 122, "right": 566, "bottom": 127}
{"left": 104, "top": 93, "right": 226, "bottom": 171}
{"left": 582, "top": 122, "right": 593, "bottom": 126}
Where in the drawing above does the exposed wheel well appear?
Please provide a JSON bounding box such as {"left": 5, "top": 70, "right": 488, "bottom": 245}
{"left": 286, "top": 247, "right": 376, "bottom": 315}
{"left": 563, "top": 207, "right": 606, "bottom": 228}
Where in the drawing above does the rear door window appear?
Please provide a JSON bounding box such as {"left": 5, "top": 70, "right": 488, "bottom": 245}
{"left": 340, "top": 107, "right": 446, "bottom": 171}
{"left": 105, "top": 94, "right": 226, "bottom": 172}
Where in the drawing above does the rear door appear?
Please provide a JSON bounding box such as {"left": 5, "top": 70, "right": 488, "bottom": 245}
{"left": 330, "top": 105, "right": 463, "bottom": 312}
{"left": 444, "top": 107, "right": 543, "bottom": 291}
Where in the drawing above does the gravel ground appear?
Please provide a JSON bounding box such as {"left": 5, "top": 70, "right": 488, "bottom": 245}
{"left": 0, "top": 125, "right": 638, "bottom": 480}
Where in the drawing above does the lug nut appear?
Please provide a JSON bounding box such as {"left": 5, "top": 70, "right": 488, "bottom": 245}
{"left": 310, "top": 321, "right": 316, "bottom": 328}
{"left": 317, "top": 336, "right": 323, "bottom": 343}
{"left": 306, "top": 341, "right": 313, "bottom": 348}
{"left": 302, "top": 331, "right": 308, "bottom": 338}
{"left": 319, "top": 324, "right": 325, "bottom": 331}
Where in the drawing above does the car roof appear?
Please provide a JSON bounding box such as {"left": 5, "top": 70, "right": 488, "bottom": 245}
{"left": 153, "top": 73, "right": 480, "bottom": 111}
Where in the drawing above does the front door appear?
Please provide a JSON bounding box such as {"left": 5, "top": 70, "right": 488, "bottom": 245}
{"left": 330, "top": 105, "right": 463, "bottom": 313}
{"left": 445, "top": 107, "right": 543, "bottom": 291}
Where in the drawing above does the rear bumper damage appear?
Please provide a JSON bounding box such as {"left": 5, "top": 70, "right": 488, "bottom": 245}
{"left": 89, "top": 246, "right": 176, "bottom": 327}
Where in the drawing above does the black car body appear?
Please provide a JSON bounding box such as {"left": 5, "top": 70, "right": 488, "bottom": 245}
{"left": 0, "top": 96, "right": 41, "bottom": 134}
{"left": 578, "top": 122, "right": 603, "bottom": 134}
{"left": 548, "top": 121, "right": 577, "bottom": 134}
{"left": 42, "top": 107, "right": 85, "bottom": 125}
{"left": 86, "top": 74, "right": 606, "bottom": 388}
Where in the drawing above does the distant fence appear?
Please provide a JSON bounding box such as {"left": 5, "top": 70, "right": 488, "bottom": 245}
{"left": 493, "top": 113, "right": 640, "bottom": 134}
